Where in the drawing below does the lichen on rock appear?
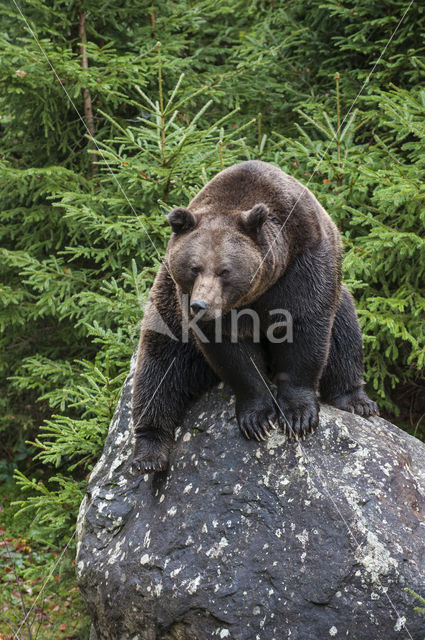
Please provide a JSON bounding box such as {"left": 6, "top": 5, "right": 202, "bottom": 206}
{"left": 77, "top": 360, "right": 425, "bottom": 640}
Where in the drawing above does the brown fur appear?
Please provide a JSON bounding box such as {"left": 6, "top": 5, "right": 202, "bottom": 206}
{"left": 132, "top": 161, "right": 377, "bottom": 474}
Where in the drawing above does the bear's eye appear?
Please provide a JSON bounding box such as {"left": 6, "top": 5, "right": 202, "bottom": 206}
{"left": 191, "top": 266, "right": 202, "bottom": 276}
{"left": 219, "top": 269, "right": 230, "bottom": 278}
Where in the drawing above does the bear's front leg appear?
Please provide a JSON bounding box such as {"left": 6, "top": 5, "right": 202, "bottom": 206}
{"left": 197, "top": 336, "right": 279, "bottom": 442}
{"left": 132, "top": 266, "right": 219, "bottom": 473}
{"left": 269, "top": 314, "right": 333, "bottom": 441}
{"left": 132, "top": 333, "right": 217, "bottom": 473}
{"left": 132, "top": 432, "right": 172, "bottom": 474}
{"left": 132, "top": 328, "right": 218, "bottom": 473}
{"left": 275, "top": 379, "right": 319, "bottom": 441}
{"left": 132, "top": 338, "right": 179, "bottom": 473}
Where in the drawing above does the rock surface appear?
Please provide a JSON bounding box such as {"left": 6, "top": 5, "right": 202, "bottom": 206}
{"left": 76, "top": 357, "right": 425, "bottom": 640}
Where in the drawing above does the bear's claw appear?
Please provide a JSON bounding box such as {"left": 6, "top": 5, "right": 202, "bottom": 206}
{"left": 277, "top": 388, "right": 319, "bottom": 442}
{"left": 329, "top": 388, "right": 378, "bottom": 419}
{"left": 131, "top": 436, "right": 171, "bottom": 474}
{"left": 350, "top": 400, "right": 378, "bottom": 417}
{"left": 131, "top": 456, "right": 168, "bottom": 474}
{"left": 237, "top": 405, "right": 279, "bottom": 442}
{"left": 280, "top": 407, "right": 318, "bottom": 442}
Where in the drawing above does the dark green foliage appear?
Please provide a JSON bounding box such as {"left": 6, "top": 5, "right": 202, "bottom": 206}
{"left": 273, "top": 78, "right": 425, "bottom": 413}
{"left": 0, "top": 0, "right": 424, "bottom": 600}
{"left": 405, "top": 587, "right": 425, "bottom": 614}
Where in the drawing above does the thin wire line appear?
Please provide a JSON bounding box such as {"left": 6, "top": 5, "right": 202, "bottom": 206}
{"left": 246, "top": 4, "right": 415, "bottom": 631}
{"left": 9, "top": 0, "right": 416, "bottom": 636}
{"left": 10, "top": 0, "right": 166, "bottom": 269}
{"left": 16, "top": 356, "right": 176, "bottom": 636}
{"left": 1, "top": 536, "right": 33, "bottom": 640}
{"left": 245, "top": 348, "right": 414, "bottom": 639}
{"left": 250, "top": 0, "right": 415, "bottom": 284}
{"left": 0, "top": 575, "right": 21, "bottom": 639}
{"left": 8, "top": 1, "right": 176, "bottom": 632}
{"left": 243, "top": 347, "right": 367, "bottom": 552}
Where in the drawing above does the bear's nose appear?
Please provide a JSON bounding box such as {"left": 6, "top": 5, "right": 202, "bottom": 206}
{"left": 191, "top": 300, "right": 208, "bottom": 314}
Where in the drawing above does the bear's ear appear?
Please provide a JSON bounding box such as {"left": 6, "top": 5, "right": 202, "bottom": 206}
{"left": 239, "top": 203, "right": 269, "bottom": 235}
{"left": 167, "top": 207, "right": 196, "bottom": 234}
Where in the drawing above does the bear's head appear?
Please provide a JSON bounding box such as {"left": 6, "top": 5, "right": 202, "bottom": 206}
{"left": 166, "top": 203, "right": 272, "bottom": 321}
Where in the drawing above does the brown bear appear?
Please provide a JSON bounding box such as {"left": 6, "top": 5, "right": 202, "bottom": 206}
{"left": 132, "top": 160, "right": 377, "bottom": 473}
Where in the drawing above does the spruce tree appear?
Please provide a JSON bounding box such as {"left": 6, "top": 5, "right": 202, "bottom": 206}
{"left": 1, "top": 1, "right": 424, "bottom": 635}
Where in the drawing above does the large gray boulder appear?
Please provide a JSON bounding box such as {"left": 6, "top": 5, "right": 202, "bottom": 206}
{"left": 76, "top": 357, "right": 425, "bottom": 640}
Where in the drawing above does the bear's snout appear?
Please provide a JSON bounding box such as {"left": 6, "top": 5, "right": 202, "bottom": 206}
{"left": 190, "top": 273, "right": 224, "bottom": 320}
{"left": 190, "top": 299, "right": 209, "bottom": 315}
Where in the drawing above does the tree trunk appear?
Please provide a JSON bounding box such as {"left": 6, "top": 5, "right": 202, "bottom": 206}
{"left": 79, "top": 12, "right": 97, "bottom": 173}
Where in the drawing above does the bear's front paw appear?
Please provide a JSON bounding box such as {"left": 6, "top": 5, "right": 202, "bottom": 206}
{"left": 277, "top": 385, "right": 319, "bottom": 441}
{"left": 330, "top": 388, "right": 379, "bottom": 418}
{"left": 236, "top": 395, "right": 279, "bottom": 442}
{"left": 131, "top": 437, "right": 171, "bottom": 474}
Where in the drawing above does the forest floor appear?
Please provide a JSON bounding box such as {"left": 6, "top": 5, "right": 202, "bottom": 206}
{"left": 0, "top": 484, "right": 90, "bottom": 640}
